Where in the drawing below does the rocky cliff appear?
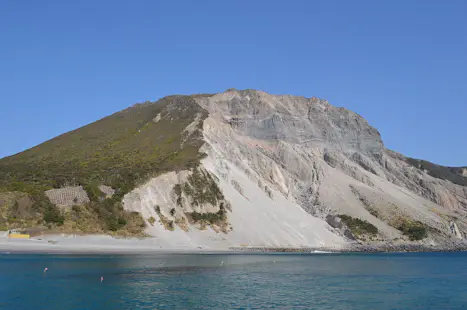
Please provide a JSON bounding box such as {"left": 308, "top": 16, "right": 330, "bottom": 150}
{"left": 1, "top": 89, "right": 466, "bottom": 250}
{"left": 122, "top": 89, "right": 467, "bottom": 249}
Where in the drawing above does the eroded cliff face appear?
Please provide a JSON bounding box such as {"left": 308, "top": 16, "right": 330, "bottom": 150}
{"left": 123, "top": 89, "right": 467, "bottom": 249}
{"left": 123, "top": 166, "right": 230, "bottom": 234}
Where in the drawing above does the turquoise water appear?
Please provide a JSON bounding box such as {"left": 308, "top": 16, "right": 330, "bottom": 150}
{"left": 1, "top": 252, "right": 466, "bottom": 309}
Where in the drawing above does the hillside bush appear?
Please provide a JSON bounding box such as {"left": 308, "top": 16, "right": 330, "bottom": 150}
{"left": 339, "top": 214, "right": 378, "bottom": 236}
{"left": 398, "top": 221, "right": 427, "bottom": 241}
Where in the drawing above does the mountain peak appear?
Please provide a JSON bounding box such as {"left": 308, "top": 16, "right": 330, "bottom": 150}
{"left": 195, "top": 89, "right": 384, "bottom": 154}
{"left": 0, "top": 90, "right": 466, "bottom": 251}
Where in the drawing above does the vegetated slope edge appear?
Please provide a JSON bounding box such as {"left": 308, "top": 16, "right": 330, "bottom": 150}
{"left": 0, "top": 95, "right": 209, "bottom": 234}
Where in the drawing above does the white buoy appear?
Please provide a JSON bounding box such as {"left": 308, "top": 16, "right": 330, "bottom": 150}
{"left": 44, "top": 267, "right": 48, "bottom": 273}
{"left": 101, "top": 276, "right": 104, "bottom": 282}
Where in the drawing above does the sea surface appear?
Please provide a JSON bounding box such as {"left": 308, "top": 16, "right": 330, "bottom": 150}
{"left": 0, "top": 252, "right": 466, "bottom": 309}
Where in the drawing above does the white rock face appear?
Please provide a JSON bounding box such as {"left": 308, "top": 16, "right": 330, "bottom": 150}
{"left": 450, "top": 221, "right": 463, "bottom": 239}
{"left": 123, "top": 89, "right": 467, "bottom": 249}
{"left": 123, "top": 153, "right": 345, "bottom": 249}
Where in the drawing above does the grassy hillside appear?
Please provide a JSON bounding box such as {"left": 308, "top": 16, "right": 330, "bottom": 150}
{"left": 0, "top": 95, "right": 210, "bottom": 234}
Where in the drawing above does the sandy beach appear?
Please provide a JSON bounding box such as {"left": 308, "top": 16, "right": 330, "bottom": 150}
{"left": 0, "top": 233, "right": 346, "bottom": 254}
{"left": 0, "top": 233, "right": 222, "bottom": 254}
{"left": 3, "top": 232, "right": 465, "bottom": 254}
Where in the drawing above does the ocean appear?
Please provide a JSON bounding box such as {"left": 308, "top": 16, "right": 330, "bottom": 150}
{"left": 0, "top": 252, "right": 466, "bottom": 309}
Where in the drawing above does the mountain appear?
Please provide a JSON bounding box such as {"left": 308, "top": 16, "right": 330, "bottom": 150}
{"left": 1, "top": 89, "right": 466, "bottom": 250}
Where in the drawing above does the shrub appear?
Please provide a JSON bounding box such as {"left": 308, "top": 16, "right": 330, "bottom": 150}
{"left": 172, "top": 184, "right": 182, "bottom": 197}
{"left": 118, "top": 217, "right": 127, "bottom": 226}
{"left": 29, "top": 195, "right": 64, "bottom": 226}
{"left": 43, "top": 204, "right": 65, "bottom": 226}
{"left": 398, "top": 221, "right": 427, "bottom": 241}
{"left": 84, "top": 184, "right": 105, "bottom": 202}
{"left": 6, "top": 182, "right": 49, "bottom": 196}
{"left": 148, "top": 216, "right": 156, "bottom": 225}
{"left": 182, "top": 168, "right": 224, "bottom": 206}
{"left": 339, "top": 215, "right": 378, "bottom": 236}
{"left": 0, "top": 218, "right": 8, "bottom": 231}
{"left": 167, "top": 221, "right": 174, "bottom": 230}
{"left": 106, "top": 218, "right": 120, "bottom": 231}
{"left": 188, "top": 205, "right": 226, "bottom": 225}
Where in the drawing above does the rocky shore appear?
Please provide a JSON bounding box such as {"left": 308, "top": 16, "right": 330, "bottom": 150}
{"left": 348, "top": 242, "right": 467, "bottom": 253}
{"left": 229, "top": 241, "right": 467, "bottom": 253}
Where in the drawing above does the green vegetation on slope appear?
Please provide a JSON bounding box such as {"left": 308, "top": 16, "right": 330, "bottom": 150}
{"left": 0, "top": 192, "right": 65, "bottom": 230}
{"left": 84, "top": 184, "right": 106, "bottom": 202}
{"left": 187, "top": 204, "right": 227, "bottom": 226}
{"left": 171, "top": 167, "right": 229, "bottom": 232}
{"left": 181, "top": 167, "right": 225, "bottom": 206}
{"left": 339, "top": 214, "right": 378, "bottom": 238}
{"left": 0, "top": 95, "right": 210, "bottom": 234}
{"left": 398, "top": 220, "right": 427, "bottom": 241}
{"left": 0, "top": 95, "right": 208, "bottom": 192}
{"left": 147, "top": 216, "right": 156, "bottom": 226}
{"left": 406, "top": 158, "right": 467, "bottom": 187}
{"left": 154, "top": 205, "right": 174, "bottom": 231}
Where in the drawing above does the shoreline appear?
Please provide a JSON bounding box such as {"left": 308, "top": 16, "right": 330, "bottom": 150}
{"left": 3, "top": 247, "right": 466, "bottom": 255}
{"left": 229, "top": 244, "right": 467, "bottom": 254}
{"left": 1, "top": 234, "right": 467, "bottom": 255}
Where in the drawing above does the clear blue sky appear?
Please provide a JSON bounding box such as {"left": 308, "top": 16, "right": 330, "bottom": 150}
{"left": 1, "top": 1, "right": 466, "bottom": 166}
